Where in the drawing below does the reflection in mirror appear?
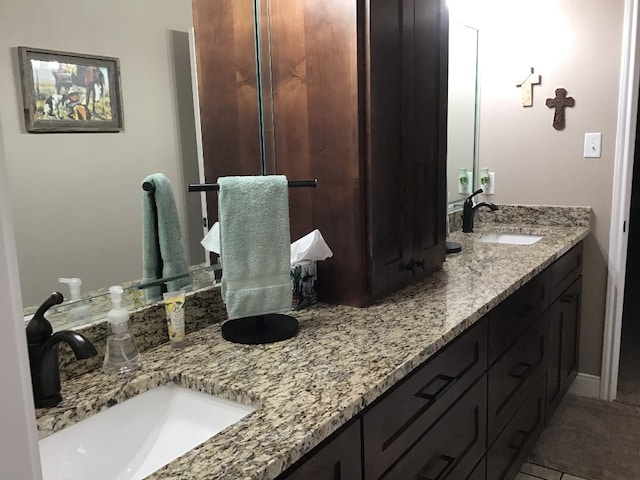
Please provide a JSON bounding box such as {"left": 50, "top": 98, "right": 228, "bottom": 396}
{"left": 447, "top": 21, "right": 480, "bottom": 211}
{"left": 0, "top": 0, "right": 206, "bottom": 318}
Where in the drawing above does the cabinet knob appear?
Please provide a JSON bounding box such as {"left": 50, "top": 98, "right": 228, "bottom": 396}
{"left": 401, "top": 260, "right": 416, "bottom": 274}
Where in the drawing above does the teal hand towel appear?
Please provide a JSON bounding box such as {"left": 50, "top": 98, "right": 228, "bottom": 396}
{"left": 142, "top": 173, "right": 191, "bottom": 297}
{"left": 218, "top": 175, "right": 292, "bottom": 320}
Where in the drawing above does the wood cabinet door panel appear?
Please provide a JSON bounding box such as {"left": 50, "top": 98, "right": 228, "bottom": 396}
{"left": 547, "top": 277, "right": 582, "bottom": 421}
{"left": 411, "top": 0, "right": 447, "bottom": 267}
{"left": 368, "top": 0, "right": 412, "bottom": 297}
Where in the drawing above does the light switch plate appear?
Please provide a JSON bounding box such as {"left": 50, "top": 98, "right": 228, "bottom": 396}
{"left": 584, "top": 132, "right": 602, "bottom": 158}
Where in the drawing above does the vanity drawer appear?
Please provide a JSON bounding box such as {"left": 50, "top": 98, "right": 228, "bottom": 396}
{"left": 488, "top": 312, "right": 548, "bottom": 443}
{"left": 548, "top": 242, "right": 583, "bottom": 303}
{"left": 363, "top": 320, "right": 487, "bottom": 480}
{"left": 381, "top": 375, "right": 487, "bottom": 480}
{"left": 468, "top": 458, "right": 486, "bottom": 480}
{"left": 488, "top": 272, "right": 548, "bottom": 366}
{"left": 487, "top": 376, "right": 546, "bottom": 480}
{"left": 280, "top": 419, "right": 362, "bottom": 480}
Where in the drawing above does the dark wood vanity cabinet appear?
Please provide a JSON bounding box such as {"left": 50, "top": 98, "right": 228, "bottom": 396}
{"left": 546, "top": 244, "right": 583, "bottom": 421}
{"left": 278, "top": 242, "right": 584, "bottom": 480}
{"left": 192, "top": 0, "right": 449, "bottom": 307}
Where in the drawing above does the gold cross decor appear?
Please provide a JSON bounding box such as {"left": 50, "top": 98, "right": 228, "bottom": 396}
{"left": 516, "top": 67, "right": 541, "bottom": 107}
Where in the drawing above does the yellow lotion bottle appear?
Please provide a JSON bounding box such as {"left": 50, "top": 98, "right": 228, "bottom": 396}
{"left": 163, "top": 289, "right": 186, "bottom": 348}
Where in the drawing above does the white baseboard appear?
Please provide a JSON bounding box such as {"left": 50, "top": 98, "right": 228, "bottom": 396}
{"left": 568, "top": 373, "right": 602, "bottom": 398}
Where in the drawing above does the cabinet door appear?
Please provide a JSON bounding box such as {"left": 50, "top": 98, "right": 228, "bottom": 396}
{"left": 547, "top": 277, "right": 582, "bottom": 421}
{"left": 368, "top": 0, "right": 448, "bottom": 299}
{"left": 281, "top": 420, "right": 362, "bottom": 480}
{"left": 368, "top": 0, "right": 413, "bottom": 297}
{"left": 410, "top": 0, "right": 448, "bottom": 276}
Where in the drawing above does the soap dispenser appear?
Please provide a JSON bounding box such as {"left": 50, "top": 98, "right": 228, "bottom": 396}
{"left": 58, "top": 277, "right": 92, "bottom": 323}
{"left": 103, "top": 286, "right": 142, "bottom": 375}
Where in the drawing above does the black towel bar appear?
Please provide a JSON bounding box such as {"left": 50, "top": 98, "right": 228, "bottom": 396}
{"left": 188, "top": 179, "right": 317, "bottom": 192}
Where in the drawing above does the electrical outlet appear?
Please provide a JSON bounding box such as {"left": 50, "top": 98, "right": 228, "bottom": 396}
{"left": 584, "top": 133, "right": 602, "bottom": 158}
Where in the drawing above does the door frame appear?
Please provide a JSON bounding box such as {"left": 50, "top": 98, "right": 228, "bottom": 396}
{"left": 601, "top": 0, "right": 640, "bottom": 401}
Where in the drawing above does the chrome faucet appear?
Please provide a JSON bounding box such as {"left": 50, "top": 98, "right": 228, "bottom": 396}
{"left": 26, "top": 292, "right": 97, "bottom": 408}
{"left": 462, "top": 188, "right": 499, "bottom": 233}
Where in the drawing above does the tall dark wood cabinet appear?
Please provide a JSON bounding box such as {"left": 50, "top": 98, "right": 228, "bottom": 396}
{"left": 192, "top": 0, "right": 448, "bottom": 306}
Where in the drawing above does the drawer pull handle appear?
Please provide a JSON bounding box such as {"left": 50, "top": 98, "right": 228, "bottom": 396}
{"left": 416, "top": 374, "right": 456, "bottom": 402}
{"left": 418, "top": 454, "right": 456, "bottom": 480}
{"left": 560, "top": 294, "right": 574, "bottom": 304}
{"left": 509, "top": 429, "right": 530, "bottom": 451}
{"left": 508, "top": 361, "right": 534, "bottom": 380}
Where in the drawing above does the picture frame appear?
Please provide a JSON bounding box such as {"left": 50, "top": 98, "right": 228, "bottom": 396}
{"left": 17, "top": 46, "right": 124, "bottom": 133}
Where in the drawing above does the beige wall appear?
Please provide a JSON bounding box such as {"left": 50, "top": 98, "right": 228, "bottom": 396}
{"left": 0, "top": 0, "right": 196, "bottom": 307}
{"left": 471, "top": 0, "right": 625, "bottom": 375}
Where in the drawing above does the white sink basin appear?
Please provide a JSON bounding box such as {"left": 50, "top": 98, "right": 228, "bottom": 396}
{"left": 479, "top": 232, "right": 543, "bottom": 245}
{"left": 39, "top": 384, "right": 255, "bottom": 480}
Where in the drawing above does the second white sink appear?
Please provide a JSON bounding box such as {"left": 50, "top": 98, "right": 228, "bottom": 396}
{"left": 39, "top": 384, "right": 255, "bottom": 480}
{"left": 479, "top": 232, "right": 543, "bottom": 245}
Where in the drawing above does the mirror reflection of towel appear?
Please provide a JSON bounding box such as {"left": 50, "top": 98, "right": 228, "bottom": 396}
{"left": 142, "top": 173, "right": 191, "bottom": 298}
{"left": 218, "top": 175, "right": 292, "bottom": 320}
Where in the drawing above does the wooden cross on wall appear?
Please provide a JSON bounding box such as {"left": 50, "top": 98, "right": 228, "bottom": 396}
{"left": 545, "top": 88, "right": 575, "bottom": 130}
{"left": 516, "top": 67, "right": 541, "bottom": 107}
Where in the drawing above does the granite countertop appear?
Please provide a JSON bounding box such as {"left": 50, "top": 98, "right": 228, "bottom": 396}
{"left": 35, "top": 216, "right": 590, "bottom": 480}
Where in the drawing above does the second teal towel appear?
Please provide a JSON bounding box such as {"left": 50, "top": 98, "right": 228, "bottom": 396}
{"left": 218, "top": 175, "right": 292, "bottom": 320}
{"left": 142, "top": 173, "right": 191, "bottom": 297}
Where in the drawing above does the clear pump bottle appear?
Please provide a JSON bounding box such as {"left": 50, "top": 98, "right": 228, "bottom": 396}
{"left": 58, "top": 277, "right": 92, "bottom": 324}
{"left": 103, "top": 286, "right": 142, "bottom": 375}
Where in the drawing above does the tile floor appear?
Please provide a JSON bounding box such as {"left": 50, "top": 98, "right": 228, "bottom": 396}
{"left": 517, "top": 462, "right": 590, "bottom": 480}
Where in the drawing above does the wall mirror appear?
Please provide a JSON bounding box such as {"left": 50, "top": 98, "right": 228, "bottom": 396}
{"left": 447, "top": 21, "right": 480, "bottom": 211}
{"left": 0, "top": 0, "right": 205, "bottom": 316}
{"left": 3, "top": 0, "right": 474, "bottom": 331}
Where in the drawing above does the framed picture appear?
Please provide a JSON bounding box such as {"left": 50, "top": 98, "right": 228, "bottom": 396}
{"left": 18, "top": 47, "right": 124, "bottom": 133}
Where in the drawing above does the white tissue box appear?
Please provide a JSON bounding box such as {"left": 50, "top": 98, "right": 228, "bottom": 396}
{"left": 291, "top": 260, "right": 317, "bottom": 310}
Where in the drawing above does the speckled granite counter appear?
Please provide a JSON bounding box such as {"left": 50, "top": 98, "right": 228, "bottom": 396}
{"left": 35, "top": 213, "right": 590, "bottom": 480}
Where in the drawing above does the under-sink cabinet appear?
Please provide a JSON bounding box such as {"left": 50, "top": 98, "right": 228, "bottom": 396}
{"left": 278, "top": 242, "right": 583, "bottom": 480}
